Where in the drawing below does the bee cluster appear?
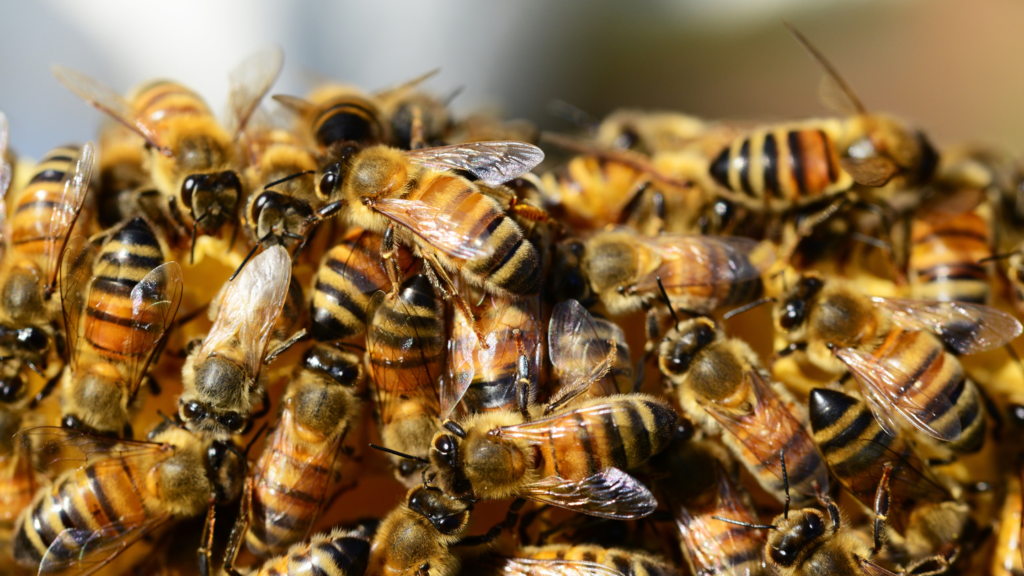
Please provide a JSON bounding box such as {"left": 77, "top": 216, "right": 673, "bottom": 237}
{"left": 3, "top": 24, "right": 1024, "bottom": 576}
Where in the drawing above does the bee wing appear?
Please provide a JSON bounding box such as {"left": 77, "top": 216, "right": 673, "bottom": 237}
{"left": 121, "top": 262, "right": 184, "bottom": 395}
{"left": 59, "top": 236, "right": 99, "bottom": 369}
{"left": 44, "top": 142, "right": 95, "bottom": 294}
{"left": 225, "top": 45, "right": 284, "bottom": 138}
{"left": 498, "top": 558, "right": 624, "bottom": 576}
{"left": 784, "top": 23, "right": 868, "bottom": 116}
{"left": 404, "top": 141, "right": 544, "bottom": 186}
{"left": 18, "top": 426, "right": 169, "bottom": 476}
{"left": 51, "top": 66, "right": 167, "bottom": 152}
{"left": 855, "top": 557, "right": 901, "bottom": 576}
{"left": 839, "top": 157, "right": 899, "bottom": 187}
{"left": 365, "top": 288, "right": 442, "bottom": 426}
{"left": 870, "top": 296, "right": 1022, "bottom": 354}
{"left": 835, "top": 347, "right": 962, "bottom": 442}
{"left": 547, "top": 300, "right": 622, "bottom": 403}
{"left": 703, "top": 371, "right": 829, "bottom": 498}
{"left": 836, "top": 437, "right": 952, "bottom": 514}
{"left": 521, "top": 467, "right": 657, "bottom": 519}
{"left": 443, "top": 309, "right": 476, "bottom": 419}
{"left": 633, "top": 234, "right": 772, "bottom": 293}
{"left": 373, "top": 197, "right": 495, "bottom": 260}
{"left": 374, "top": 68, "right": 440, "bottom": 101}
{"left": 199, "top": 246, "right": 291, "bottom": 379}
{"left": 40, "top": 515, "right": 173, "bottom": 576}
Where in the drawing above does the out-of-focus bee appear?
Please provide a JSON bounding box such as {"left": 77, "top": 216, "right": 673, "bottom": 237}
{"left": 222, "top": 526, "right": 372, "bottom": 576}
{"left": 274, "top": 83, "right": 390, "bottom": 153}
{"left": 444, "top": 291, "right": 542, "bottom": 419}
{"left": 179, "top": 246, "right": 294, "bottom": 438}
{"left": 476, "top": 544, "right": 680, "bottom": 576}
{"left": 0, "top": 414, "right": 37, "bottom": 545}
{"left": 375, "top": 70, "right": 454, "bottom": 150}
{"left": 992, "top": 466, "right": 1024, "bottom": 576}
{"left": 555, "top": 229, "right": 772, "bottom": 324}
{"left": 308, "top": 227, "right": 415, "bottom": 342}
{"left": 658, "top": 316, "right": 829, "bottom": 506}
{"left": 367, "top": 274, "right": 445, "bottom": 485}
{"left": 593, "top": 109, "right": 714, "bottom": 154}
{"left": 447, "top": 113, "right": 539, "bottom": 146}
{"left": 808, "top": 387, "right": 972, "bottom": 560}
{"left": 95, "top": 120, "right": 153, "bottom": 228}
{"left": 653, "top": 436, "right": 770, "bottom": 576}
{"left": 0, "top": 142, "right": 95, "bottom": 405}
{"left": 57, "top": 217, "right": 183, "bottom": 437}
{"left": 53, "top": 47, "right": 283, "bottom": 258}
{"left": 237, "top": 344, "right": 364, "bottom": 558}
{"left": 775, "top": 273, "right": 1021, "bottom": 454}
{"left": 12, "top": 423, "right": 246, "bottom": 573}
{"left": 425, "top": 393, "right": 675, "bottom": 519}
{"left": 311, "top": 141, "right": 544, "bottom": 335}
{"left": 709, "top": 25, "right": 938, "bottom": 213}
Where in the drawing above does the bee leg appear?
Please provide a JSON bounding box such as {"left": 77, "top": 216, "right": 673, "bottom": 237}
{"left": 409, "top": 105, "right": 425, "bottom": 150}
{"left": 421, "top": 252, "right": 486, "bottom": 347}
{"left": 381, "top": 223, "right": 404, "bottom": 297}
{"left": 250, "top": 389, "right": 272, "bottom": 420}
{"left": 122, "top": 422, "right": 134, "bottom": 440}
{"left": 779, "top": 193, "right": 851, "bottom": 263}
{"left": 773, "top": 341, "right": 807, "bottom": 361}
{"left": 220, "top": 478, "right": 253, "bottom": 576}
{"left": 198, "top": 496, "right": 219, "bottom": 576}
{"left": 544, "top": 339, "right": 617, "bottom": 415}
{"left": 513, "top": 329, "right": 532, "bottom": 421}
{"left": 264, "top": 329, "right": 308, "bottom": 364}
{"left": 454, "top": 498, "right": 527, "bottom": 547}
{"left": 871, "top": 462, "right": 893, "bottom": 555}
{"left": 517, "top": 503, "right": 549, "bottom": 544}
{"left": 28, "top": 372, "right": 62, "bottom": 409}
{"left": 145, "top": 375, "right": 161, "bottom": 396}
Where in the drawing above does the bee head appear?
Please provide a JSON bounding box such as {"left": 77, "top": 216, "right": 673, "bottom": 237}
{"left": 547, "top": 239, "right": 594, "bottom": 306}
{"left": 766, "top": 508, "right": 830, "bottom": 569}
{"left": 776, "top": 274, "right": 824, "bottom": 333}
{"left": 427, "top": 428, "right": 474, "bottom": 500}
{"left": 249, "top": 190, "right": 314, "bottom": 247}
{"left": 658, "top": 317, "right": 717, "bottom": 379}
{"left": 181, "top": 170, "right": 242, "bottom": 233}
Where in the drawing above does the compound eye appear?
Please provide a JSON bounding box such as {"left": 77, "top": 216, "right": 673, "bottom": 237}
{"left": 0, "top": 377, "right": 23, "bottom": 403}
{"left": 398, "top": 460, "right": 420, "bottom": 476}
{"left": 19, "top": 327, "right": 47, "bottom": 351}
{"left": 318, "top": 166, "right": 340, "bottom": 198}
{"left": 803, "top": 512, "right": 825, "bottom": 539}
{"left": 181, "top": 175, "right": 201, "bottom": 208}
{"left": 433, "top": 435, "right": 455, "bottom": 455}
{"left": 435, "top": 513, "right": 465, "bottom": 534}
{"left": 779, "top": 300, "right": 806, "bottom": 331}
{"left": 181, "top": 401, "right": 205, "bottom": 421}
{"left": 1010, "top": 404, "right": 1024, "bottom": 426}
{"left": 251, "top": 191, "right": 275, "bottom": 222}
{"left": 219, "top": 412, "right": 245, "bottom": 432}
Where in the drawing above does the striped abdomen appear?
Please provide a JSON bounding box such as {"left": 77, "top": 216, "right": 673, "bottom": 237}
{"left": 544, "top": 156, "right": 651, "bottom": 231}
{"left": 9, "top": 145, "right": 83, "bottom": 259}
{"left": 130, "top": 80, "right": 212, "bottom": 125}
{"left": 310, "top": 94, "right": 387, "bottom": 150}
{"left": 310, "top": 228, "right": 413, "bottom": 341}
{"left": 83, "top": 217, "right": 165, "bottom": 364}
{"left": 513, "top": 545, "right": 679, "bottom": 576}
{"left": 654, "top": 246, "right": 763, "bottom": 314}
{"left": 411, "top": 174, "right": 540, "bottom": 296}
{"left": 808, "top": 388, "right": 950, "bottom": 535}
{"left": 252, "top": 529, "right": 371, "bottom": 576}
{"left": 13, "top": 462, "right": 154, "bottom": 567}
{"left": 710, "top": 125, "right": 850, "bottom": 207}
{"left": 526, "top": 396, "right": 675, "bottom": 481}
{"left": 908, "top": 206, "right": 993, "bottom": 304}
{"left": 870, "top": 328, "right": 984, "bottom": 453}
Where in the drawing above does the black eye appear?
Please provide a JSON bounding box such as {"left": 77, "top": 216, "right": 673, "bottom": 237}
{"left": 221, "top": 171, "right": 242, "bottom": 193}
{"left": 435, "top": 514, "right": 464, "bottom": 534}
{"left": 770, "top": 539, "right": 798, "bottom": 566}
{"left": 18, "top": 327, "right": 46, "bottom": 351}
{"left": 0, "top": 376, "right": 23, "bottom": 402}
{"left": 181, "top": 175, "right": 200, "bottom": 207}
{"left": 779, "top": 300, "right": 806, "bottom": 331}
{"left": 182, "top": 401, "right": 204, "bottom": 421}
{"left": 1010, "top": 404, "right": 1024, "bottom": 426}
{"left": 433, "top": 435, "right": 454, "bottom": 455}
{"left": 667, "top": 355, "right": 686, "bottom": 374}
{"left": 219, "top": 413, "right": 245, "bottom": 432}
{"left": 803, "top": 513, "right": 824, "bottom": 538}
{"left": 319, "top": 165, "right": 340, "bottom": 198}
{"left": 251, "top": 191, "right": 275, "bottom": 222}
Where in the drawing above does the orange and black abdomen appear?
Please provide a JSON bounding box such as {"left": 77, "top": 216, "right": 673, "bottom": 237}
{"left": 656, "top": 241, "right": 763, "bottom": 314}
{"left": 311, "top": 228, "right": 413, "bottom": 341}
{"left": 0, "top": 451, "right": 37, "bottom": 542}
{"left": 908, "top": 206, "right": 993, "bottom": 304}
{"left": 532, "top": 397, "right": 675, "bottom": 481}
{"left": 131, "top": 80, "right": 212, "bottom": 125}
{"left": 710, "top": 127, "right": 847, "bottom": 206}
{"left": 871, "top": 328, "right": 984, "bottom": 454}
{"left": 9, "top": 145, "right": 83, "bottom": 260}
{"left": 310, "top": 95, "right": 387, "bottom": 150}
{"left": 252, "top": 530, "right": 370, "bottom": 576}
{"left": 514, "top": 545, "right": 679, "bottom": 576}
{"left": 412, "top": 175, "right": 539, "bottom": 296}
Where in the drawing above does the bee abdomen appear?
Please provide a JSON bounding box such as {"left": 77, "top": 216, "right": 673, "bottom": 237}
{"left": 518, "top": 545, "right": 678, "bottom": 576}
{"left": 10, "top": 145, "right": 83, "bottom": 253}
{"left": 313, "top": 97, "right": 386, "bottom": 149}
{"left": 132, "top": 80, "right": 211, "bottom": 122}
{"left": 909, "top": 209, "right": 993, "bottom": 304}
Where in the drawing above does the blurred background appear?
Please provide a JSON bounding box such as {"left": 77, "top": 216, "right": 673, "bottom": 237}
{"left": 1, "top": 0, "right": 1023, "bottom": 159}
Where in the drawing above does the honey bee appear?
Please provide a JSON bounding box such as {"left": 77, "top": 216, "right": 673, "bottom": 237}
{"left": 709, "top": 25, "right": 938, "bottom": 212}
{"left": 52, "top": 47, "right": 284, "bottom": 258}
{"left": 236, "top": 343, "right": 364, "bottom": 558}
{"left": 808, "top": 387, "right": 972, "bottom": 560}
{"left": 556, "top": 229, "right": 772, "bottom": 321}
{"left": 425, "top": 393, "right": 676, "bottom": 519}
{"left": 366, "top": 273, "right": 444, "bottom": 485}
{"left": 653, "top": 436, "right": 770, "bottom": 576}
{"left": 546, "top": 299, "right": 631, "bottom": 402}
{"left": 375, "top": 70, "right": 454, "bottom": 150}
{"left": 444, "top": 292, "right": 542, "bottom": 418}
{"left": 309, "top": 227, "right": 415, "bottom": 342}
{"left": 12, "top": 424, "right": 246, "bottom": 573}
{"left": 179, "top": 245, "right": 294, "bottom": 438}
{"left": 57, "top": 217, "right": 183, "bottom": 438}
{"left": 0, "top": 142, "right": 95, "bottom": 405}
{"left": 222, "top": 526, "right": 372, "bottom": 576}
{"left": 479, "top": 545, "right": 680, "bottom": 576}
{"left": 312, "top": 141, "right": 545, "bottom": 333}
{"left": 775, "top": 273, "right": 1021, "bottom": 454}
{"left": 273, "top": 83, "right": 390, "bottom": 152}
{"left": 657, "top": 316, "right": 829, "bottom": 505}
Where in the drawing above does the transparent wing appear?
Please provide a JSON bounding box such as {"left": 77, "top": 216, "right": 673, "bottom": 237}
{"left": 784, "top": 23, "right": 867, "bottom": 116}
{"left": 443, "top": 307, "right": 476, "bottom": 419}
{"left": 633, "top": 234, "right": 772, "bottom": 293}
{"left": 373, "top": 197, "right": 495, "bottom": 260}
{"left": 835, "top": 347, "right": 962, "bottom": 442}
{"left": 374, "top": 68, "right": 440, "bottom": 101}
{"left": 44, "top": 142, "right": 95, "bottom": 294}
{"left": 19, "top": 426, "right": 169, "bottom": 475}
{"left": 225, "top": 45, "right": 284, "bottom": 137}
{"left": 199, "top": 246, "right": 291, "bottom": 379}
{"left": 522, "top": 467, "right": 657, "bottom": 519}
{"left": 871, "top": 296, "right": 1023, "bottom": 354}
{"left": 404, "top": 141, "right": 544, "bottom": 185}
{"left": 547, "top": 300, "right": 620, "bottom": 403}
{"left": 51, "top": 66, "right": 166, "bottom": 152}
{"left": 499, "top": 558, "right": 624, "bottom": 576}
{"left": 40, "top": 515, "right": 172, "bottom": 576}
{"left": 704, "top": 371, "right": 829, "bottom": 498}
{"left": 120, "top": 262, "right": 184, "bottom": 395}
{"left": 59, "top": 236, "right": 99, "bottom": 369}
{"left": 271, "top": 94, "right": 315, "bottom": 116}
{"left": 840, "top": 157, "right": 898, "bottom": 187}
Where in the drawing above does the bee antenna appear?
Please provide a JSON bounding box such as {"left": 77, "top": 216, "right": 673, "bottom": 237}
{"left": 230, "top": 230, "right": 274, "bottom": 282}
{"left": 780, "top": 448, "right": 791, "bottom": 519}
{"left": 369, "top": 443, "right": 429, "bottom": 464}
{"left": 156, "top": 410, "right": 185, "bottom": 429}
{"left": 331, "top": 341, "right": 367, "bottom": 353}
{"left": 444, "top": 421, "right": 467, "bottom": 439}
{"left": 189, "top": 211, "right": 210, "bottom": 265}
{"left": 656, "top": 277, "right": 680, "bottom": 329}
{"left": 979, "top": 251, "right": 1021, "bottom": 263}
{"left": 243, "top": 422, "right": 269, "bottom": 457}
{"left": 711, "top": 516, "right": 777, "bottom": 531}
{"left": 723, "top": 297, "right": 776, "bottom": 321}
{"left": 783, "top": 20, "right": 867, "bottom": 116}
{"left": 444, "top": 86, "right": 465, "bottom": 106}
{"left": 547, "top": 99, "right": 599, "bottom": 131}
{"left": 262, "top": 170, "right": 315, "bottom": 191}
